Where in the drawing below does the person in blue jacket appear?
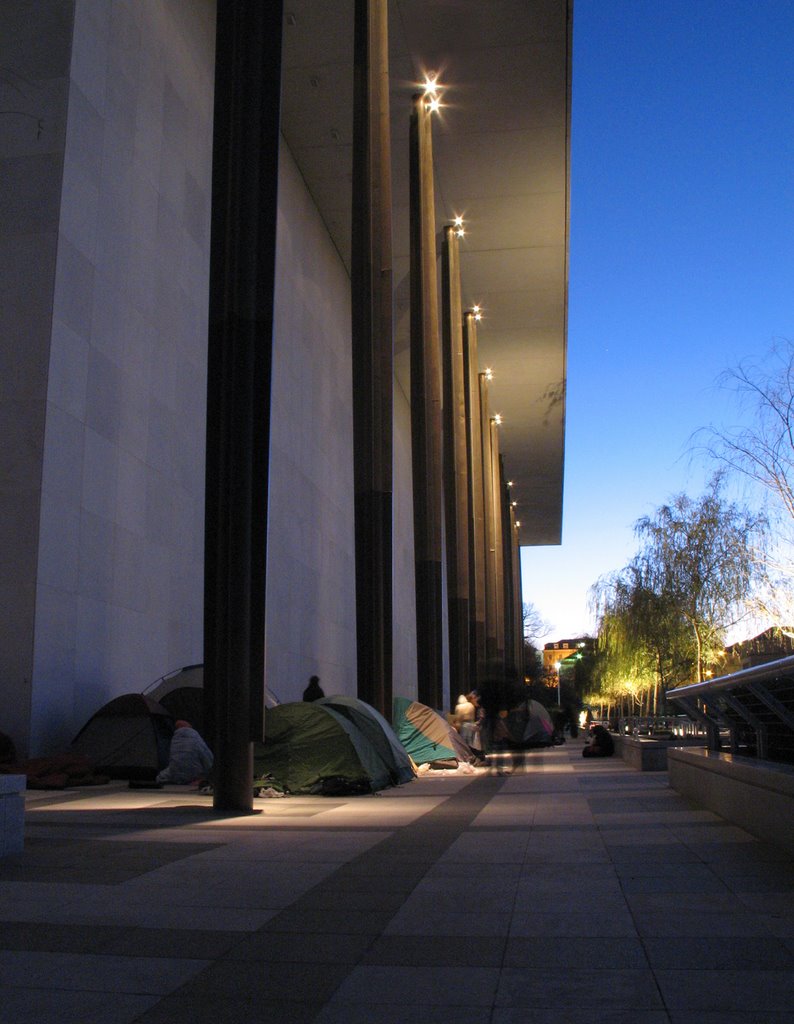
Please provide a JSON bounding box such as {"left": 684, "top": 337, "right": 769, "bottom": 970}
{"left": 156, "top": 720, "right": 213, "bottom": 784}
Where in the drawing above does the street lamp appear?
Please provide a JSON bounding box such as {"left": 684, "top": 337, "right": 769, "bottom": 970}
{"left": 554, "top": 661, "right": 562, "bottom": 706}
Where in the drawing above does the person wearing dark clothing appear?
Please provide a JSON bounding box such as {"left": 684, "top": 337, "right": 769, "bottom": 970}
{"left": 582, "top": 724, "right": 614, "bottom": 758}
{"left": 302, "top": 675, "right": 325, "bottom": 702}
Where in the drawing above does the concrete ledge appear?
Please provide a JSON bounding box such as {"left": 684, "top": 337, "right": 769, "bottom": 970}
{"left": 613, "top": 734, "right": 704, "bottom": 771}
{"left": 668, "top": 747, "right": 794, "bottom": 853}
{"left": 0, "top": 775, "right": 26, "bottom": 856}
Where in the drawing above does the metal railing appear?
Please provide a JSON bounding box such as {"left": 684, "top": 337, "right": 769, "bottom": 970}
{"left": 667, "top": 655, "right": 794, "bottom": 765}
{"left": 617, "top": 715, "right": 707, "bottom": 738}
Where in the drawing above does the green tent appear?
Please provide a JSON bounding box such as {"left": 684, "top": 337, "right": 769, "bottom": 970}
{"left": 253, "top": 702, "right": 397, "bottom": 795}
{"left": 393, "top": 696, "right": 477, "bottom": 767}
{"left": 318, "top": 696, "right": 415, "bottom": 785}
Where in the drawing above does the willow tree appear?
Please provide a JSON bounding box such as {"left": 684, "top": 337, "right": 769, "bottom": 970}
{"left": 592, "top": 560, "right": 692, "bottom": 714}
{"left": 592, "top": 477, "right": 766, "bottom": 705}
{"left": 634, "top": 475, "right": 766, "bottom": 682}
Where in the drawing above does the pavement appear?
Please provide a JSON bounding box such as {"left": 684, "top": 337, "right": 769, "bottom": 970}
{"left": 1, "top": 738, "right": 793, "bottom": 1024}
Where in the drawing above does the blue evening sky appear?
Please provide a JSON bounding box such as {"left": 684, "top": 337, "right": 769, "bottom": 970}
{"left": 521, "top": 0, "right": 794, "bottom": 642}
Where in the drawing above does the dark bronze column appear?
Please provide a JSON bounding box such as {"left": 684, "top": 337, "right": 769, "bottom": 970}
{"left": 463, "top": 313, "right": 486, "bottom": 684}
{"left": 441, "top": 226, "right": 470, "bottom": 702}
{"left": 500, "top": 458, "right": 515, "bottom": 668}
{"left": 352, "top": 0, "right": 393, "bottom": 718}
{"left": 479, "top": 373, "right": 498, "bottom": 664}
{"left": 409, "top": 92, "right": 443, "bottom": 709}
{"left": 489, "top": 417, "right": 506, "bottom": 663}
{"left": 204, "top": 0, "right": 283, "bottom": 812}
{"left": 510, "top": 503, "right": 524, "bottom": 674}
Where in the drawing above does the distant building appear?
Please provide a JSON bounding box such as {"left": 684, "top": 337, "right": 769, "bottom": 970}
{"left": 726, "top": 628, "right": 794, "bottom": 670}
{"left": 542, "top": 638, "right": 595, "bottom": 675}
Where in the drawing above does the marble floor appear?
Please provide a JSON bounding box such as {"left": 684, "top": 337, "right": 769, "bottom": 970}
{"left": 1, "top": 739, "right": 793, "bottom": 1023}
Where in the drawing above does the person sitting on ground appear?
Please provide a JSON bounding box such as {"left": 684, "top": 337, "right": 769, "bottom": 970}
{"left": 551, "top": 708, "right": 567, "bottom": 745}
{"left": 302, "top": 675, "right": 325, "bottom": 702}
{"left": 156, "top": 720, "right": 213, "bottom": 784}
{"left": 582, "top": 724, "right": 614, "bottom": 758}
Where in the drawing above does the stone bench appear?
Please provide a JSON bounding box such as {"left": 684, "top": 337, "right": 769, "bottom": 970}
{"left": 668, "top": 747, "right": 794, "bottom": 854}
{"left": 0, "top": 775, "right": 25, "bottom": 856}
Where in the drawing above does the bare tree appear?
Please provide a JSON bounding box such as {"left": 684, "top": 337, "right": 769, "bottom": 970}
{"left": 697, "top": 342, "right": 794, "bottom": 620}
{"left": 699, "top": 343, "right": 794, "bottom": 519}
{"left": 522, "top": 602, "right": 551, "bottom": 645}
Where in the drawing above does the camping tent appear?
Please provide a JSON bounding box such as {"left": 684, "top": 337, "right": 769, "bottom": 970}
{"left": 317, "top": 696, "right": 414, "bottom": 785}
{"left": 147, "top": 664, "right": 205, "bottom": 733}
{"left": 480, "top": 698, "right": 555, "bottom": 750}
{"left": 145, "top": 663, "right": 282, "bottom": 733}
{"left": 521, "top": 699, "right": 555, "bottom": 746}
{"left": 392, "top": 696, "right": 480, "bottom": 767}
{"left": 71, "top": 694, "right": 174, "bottom": 779}
{"left": 252, "top": 701, "right": 405, "bottom": 795}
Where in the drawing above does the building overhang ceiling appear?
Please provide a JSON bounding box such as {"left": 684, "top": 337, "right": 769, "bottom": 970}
{"left": 280, "top": 0, "right": 572, "bottom": 545}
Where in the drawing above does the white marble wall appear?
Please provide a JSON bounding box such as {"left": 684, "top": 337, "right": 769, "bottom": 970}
{"left": 392, "top": 377, "right": 419, "bottom": 700}
{"left": 267, "top": 145, "right": 419, "bottom": 706}
{"left": 0, "top": 1, "right": 76, "bottom": 754}
{"left": 266, "top": 145, "right": 358, "bottom": 702}
{"left": 29, "top": 0, "right": 215, "bottom": 754}
{"left": 3, "top": 0, "right": 419, "bottom": 753}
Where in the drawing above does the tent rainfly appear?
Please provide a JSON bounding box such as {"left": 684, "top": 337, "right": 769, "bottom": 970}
{"left": 70, "top": 694, "right": 174, "bottom": 780}
{"left": 253, "top": 701, "right": 411, "bottom": 795}
{"left": 317, "top": 695, "right": 415, "bottom": 785}
{"left": 392, "top": 696, "right": 480, "bottom": 767}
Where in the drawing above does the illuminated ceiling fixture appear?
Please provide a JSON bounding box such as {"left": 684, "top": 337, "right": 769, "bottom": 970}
{"left": 423, "top": 73, "right": 441, "bottom": 113}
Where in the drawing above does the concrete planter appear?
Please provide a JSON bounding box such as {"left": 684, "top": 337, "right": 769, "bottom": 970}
{"left": 0, "top": 775, "right": 25, "bottom": 856}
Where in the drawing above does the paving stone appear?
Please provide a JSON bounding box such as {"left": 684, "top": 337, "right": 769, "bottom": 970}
{"left": 6, "top": 745, "right": 792, "bottom": 1024}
